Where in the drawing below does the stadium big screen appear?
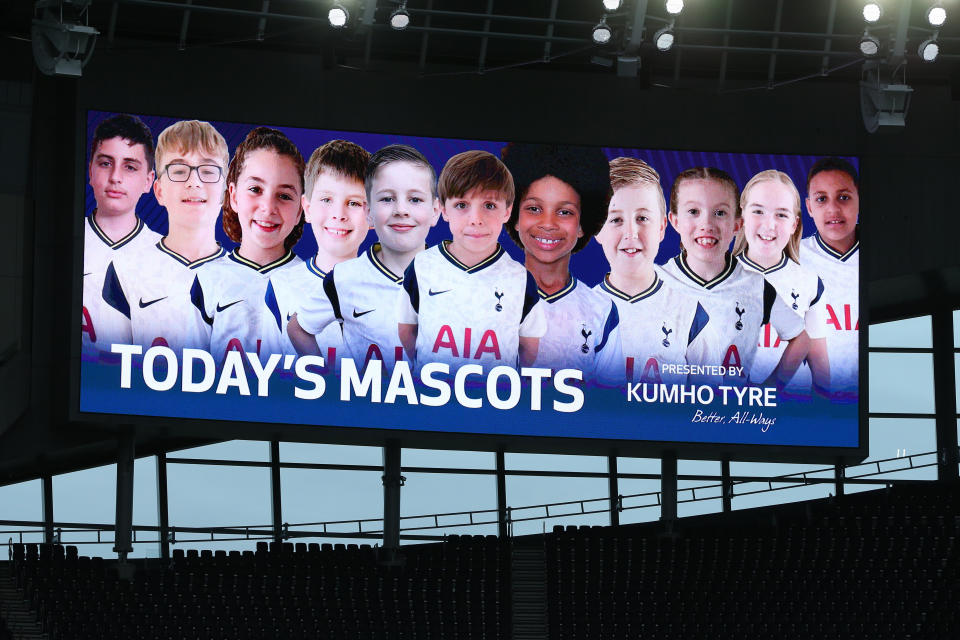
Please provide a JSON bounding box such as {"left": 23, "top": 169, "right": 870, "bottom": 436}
{"left": 77, "top": 110, "right": 862, "bottom": 457}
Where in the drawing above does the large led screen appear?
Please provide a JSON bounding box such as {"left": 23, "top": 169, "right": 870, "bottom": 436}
{"left": 78, "top": 111, "right": 860, "bottom": 450}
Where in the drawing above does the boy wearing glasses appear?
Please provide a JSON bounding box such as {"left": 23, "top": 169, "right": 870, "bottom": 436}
{"left": 82, "top": 114, "right": 161, "bottom": 361}
{"left": 101, "top": 119, "right": 229, "bottom": 353}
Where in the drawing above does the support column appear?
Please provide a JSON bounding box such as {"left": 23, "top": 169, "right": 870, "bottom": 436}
{"left": 721, "top": 459, "right": 732, "bottom": 512}
{"left": 496, "top": 449, "right": 508, "bottom": 538}
{"left": 932, "top": 309, "right": 959, "bottom": 481}
{"left": 114, "top": 429, "right": 135, "bottom": 562}
{"left": 382, "top": 441, "right": 402, "bottom": 550}
{"left": 834, "top": 461, "right": 845, "bottom": 497}
{"left": 41, "top": 473, "right": 54, "bottom": 544}
{"left": 269, "top": 440, "right": 283, "bottom": 544}
{"left": 661, "top": 453, "right": 677, "bottom": 521}
{"left": 608, "top": 454, "right": 620, "bottom": 527}
{"left": 156, "top": 453, "right": 170, "bottom": 561}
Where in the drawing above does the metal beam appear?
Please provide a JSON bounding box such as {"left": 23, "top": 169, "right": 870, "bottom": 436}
{"left": 382, "top": 441, "right": 402, "bottom": 550}
{"left": 889, "top": 0, "right": 913, "bottom": 65}
{"left": 256, "top": 0, "right": 269, "bottom": 41}
{"left": 478, "top": 0, "right": 495, "bottom": 73}
{"left": 496, "top": 449, "right": 508, "bottom": 538}
{"left": 932, "top": 310, "right": 960, "bottom": 480}
{"left": 767, "top": 0, "right": 784, "bottom": 86}
{"left": 718, "top": 0, "right": 734, "bottom": 93}
{"left": 418, "top": 0, "right": 432, "bottom": 72}
{"left": 542, "top": 0, "right": 558, "bottom": 61}
{"left": 177, "top": 0, "right": 192, "bottom": 51}
{"left": 608, "top": 455, "right": 620, "bottom": 527}
{"left": 627, "top": 0, "right": 648, "bottom": 50}
{"left": 41, "top": 474, "right": 54, "bottom": 544}
{"left": 114, "top": 430, "right": 135, "bottom": 561}
{"left": 661, "top": 454, "right": 678, "bottom": 521}
{"left": 820, "top": 0, "right": 837, "bottom": 74}
{"left": 269, "top": 440, "right": 283, "bottom": 544}
{"left": 721, "top": 459, "right": 732, "bottom": 512}
{"left": 156, "top": 453, "right": 170, "bottom": 560}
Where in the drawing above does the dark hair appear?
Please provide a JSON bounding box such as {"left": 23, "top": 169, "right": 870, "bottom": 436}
{"left": 438, "top": 150, "right": 514, "bottom": 206}
{"left": 365, "top": 144, "right": 437, "bottom": 199}
{"left": 223, "top": 127, "right": 306, "bottom": 251}
{"left": 304, "top": 139, "right": 370, "bottom": 200}
{"left": 500, "top": 143, "right": 610, "bottom": 254}
{"left": 90, "top": 114, "right": 156, "bottom": 170}
{"left": 806, "top": 157, "right": 859, "bottom": 192}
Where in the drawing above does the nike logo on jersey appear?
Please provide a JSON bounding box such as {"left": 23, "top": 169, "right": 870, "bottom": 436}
{"left": 429, "top": 288, "right": 450, "bottom": 296}
{"left": 216, "top": 300, "right": 244, "bottom": 312}
{"left": 83, "top": 272, "right": 92, "bottom": 277}
{"left": 139, "top": 296, "right": 167, "bottom": 308}
{"left": 353, "top": 308, "right": 375, "bottom": 318}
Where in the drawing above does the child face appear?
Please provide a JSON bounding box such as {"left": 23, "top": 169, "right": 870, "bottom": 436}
{"left": 514, "top": 176, "right": 583, "bottom": 266}
{"left": 228, "top": 149, "right": 302, "bottom": 259}
{"left": 302, "top": 170, "right": 369, "bottom": 262}
{"left": 741, "top": 180, "right": 798, "bottom": 264}
{"left": 88, "top": 137, "right": 155, "bottom": 218}
{"left": 806, "top": 170, "right": 859, "bottom": 248}
{"left": 368, "top": 161, "right": 440, "bottom": 255}
{"left": 669, "top": 178, "right": 741, "bottom": 265}
{"left": 597, "top": 184, "right": 666, "bottom": 277}
{"left": 154, "top": 148, "right": 225, "bottom": 232}
{"left": 441, "top": 188, "right": 511, "bottom": 261}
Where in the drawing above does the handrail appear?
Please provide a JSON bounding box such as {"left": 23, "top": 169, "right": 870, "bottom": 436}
{"left": 0, "top": 448, "right": 948, "bottom": 547}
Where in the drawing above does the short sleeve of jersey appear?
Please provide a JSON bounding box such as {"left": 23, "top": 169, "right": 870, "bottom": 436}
{"left": 296, "top": 270, "right": 339, "bottom": 336}
{"left": 804, "top": 277, "right": 827, "bottom": 340}
{"left": 397, "top": 261, "right": 420, "bottom": 325}
{"left": 765, "top": 280, "right": 804, "bottom": 341}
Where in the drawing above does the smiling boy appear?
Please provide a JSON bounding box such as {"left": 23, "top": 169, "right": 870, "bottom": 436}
{"left": 288, "top": 145, "right": 440, "bottom": 372}
{"left": 799, "top": 157, "right": 860, "bottom": 398}
{"left": 101, "top": 119, "right": 229, "bottom": 353}
{"left": 397, "top": 150, "right": 545, "bottom": 373}
{"left": 82, "top": 114, "right": 161, "bottom": 359}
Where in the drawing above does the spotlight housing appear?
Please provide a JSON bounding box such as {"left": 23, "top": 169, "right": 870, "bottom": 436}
{"left": 859, "top": 32, "right": 880, "bottom": 57}
{"left": 602, "top": 0, "right": 622, "bottom": 11}
{"left": 665, "top": 0, "right": 684, "bottom": 15}
{"left": 927, "top": 3, "right": 947, "bottom": 27}
{"left": 654, "top": 26, "right": 675, "bottom": 51}
{"left": 862, "top": 2, "right": 882, "bottom": 23}
{"left": 390, "top": 7, "right": 410, "bottom": 30}
{"left": 328, "top": 3, "right": 349, "bottom": 28}
{"left": 918, "top": 38, "right": 939, "bottom": 62}
{"left": 592, "top": 18, "right": 613, "bottom": 45}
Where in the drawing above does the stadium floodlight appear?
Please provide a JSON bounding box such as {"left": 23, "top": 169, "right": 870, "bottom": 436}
{"left": 927, "top": 3, "right": 946, "bottom": 27}
{"left": 862, "top": 2, "right": 882, "bottom": 24}
{"left": 592, "top": 17, "right": 613, "bottom": 44}
{"left": 602, "top": 0, "right": 622, "bottom": 11}
{"left": 328, "top": 3, "right": 349, "bottom": 28}
{"left": 389, "top": 3, "right": 410, "bottom": 30}
{"left": 918, "top": 38, "right": 939, "bottom": 62}
{"left": 665, "top": 0, "right": 684, "bottom": 15}
{"left": 654, "top": 26, "right": 675, "bottom": 51}
{"left": 859, "top": 32, "right": 880, "bottom": 57}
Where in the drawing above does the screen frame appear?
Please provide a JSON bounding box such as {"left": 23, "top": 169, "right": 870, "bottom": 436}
{"left": 69, "top": 103, "right": 869, "bottom": 466}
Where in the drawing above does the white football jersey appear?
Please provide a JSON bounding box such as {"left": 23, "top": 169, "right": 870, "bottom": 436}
{"left": 273, "top": 255, "right": 345, "bottom": 370}
{"left": 82, "top": 215, "right": 161, "bottom": 360}
{"left": 102, "top": 239, "right": 227, "bottom": 354}
{"left": 660, "top": 252, "right": 804, "bottom": 385}
{"left": 533, "top": 277, "right": 621, "bottom": 381}
{"left": 398, "top": 242, "right": 546, "bottom": 373}
{"left": 799, "top": 232, "right": 859, "bottom": 394}
{"left": 311, "top": 244, "right": 411, "bottom": 371}
{"left": 596, "top": 273, "right": 715, "bottom": 386}
{"left": 739, "top": 253, "right": 826, "bottom": 388}
{"left": 192, "top": 249, "right": 302, "bottom": 365}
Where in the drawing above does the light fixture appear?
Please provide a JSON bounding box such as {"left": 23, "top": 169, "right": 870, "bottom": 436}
{"left": 927, "top": 3, "right": 947, "bottom": 27}
{"left": 328, "top": 3, "right": 349, "bottom": 28}
{"left": 859, "top": 32, "right": 880, "bottom": 57}
{"left": 389, "top": 3, "right": 410, "bottom": 30}
{"left": 602, "top": 0, "right": 622, "bottom": 11}
{"left": 654, "top": 26, "right": 675, "bottom": 51}
{"left": 592, "top": 17, "right": 613, "bottom": 44}
{"left": 918, "top": 38, "right": 939, "bottom": 62}
{"left": 665, "top": 0, "right": 684, "bottom": 15}
{"left": 862, "top": 2, "right": 882, "bottom": 23}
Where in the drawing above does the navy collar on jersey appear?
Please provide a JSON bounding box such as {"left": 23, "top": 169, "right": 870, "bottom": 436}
{"left": 156, "top": 239, "right": 226, "bottom": 269}
{"left": 306, "top": 255, "right": 329, "bottom": 279}
{"left": 814, "top": 231, "right": 859, "bottom": 262}
{"left": 88, "top": 213, "right": 146, "bottom": 250}
{"left": 673, "top": 251, "right": 737, "bottom": 290}
{"left": 367, "top": 243, "right": 402, "bottom": 284}
{"left": 738, "top": 252, "right": 788, "bottom": 275}
{"left": 439, "top": 240, "right": 504, "bottom": 273}
{"left": 600, "top": 273, "right": 663, "bottom": 303}
{"left": 538, "top": 276, "right": 576, "bottom": 303}
{"left": 229, "top": 248, "right": 295, "bottom": 274}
